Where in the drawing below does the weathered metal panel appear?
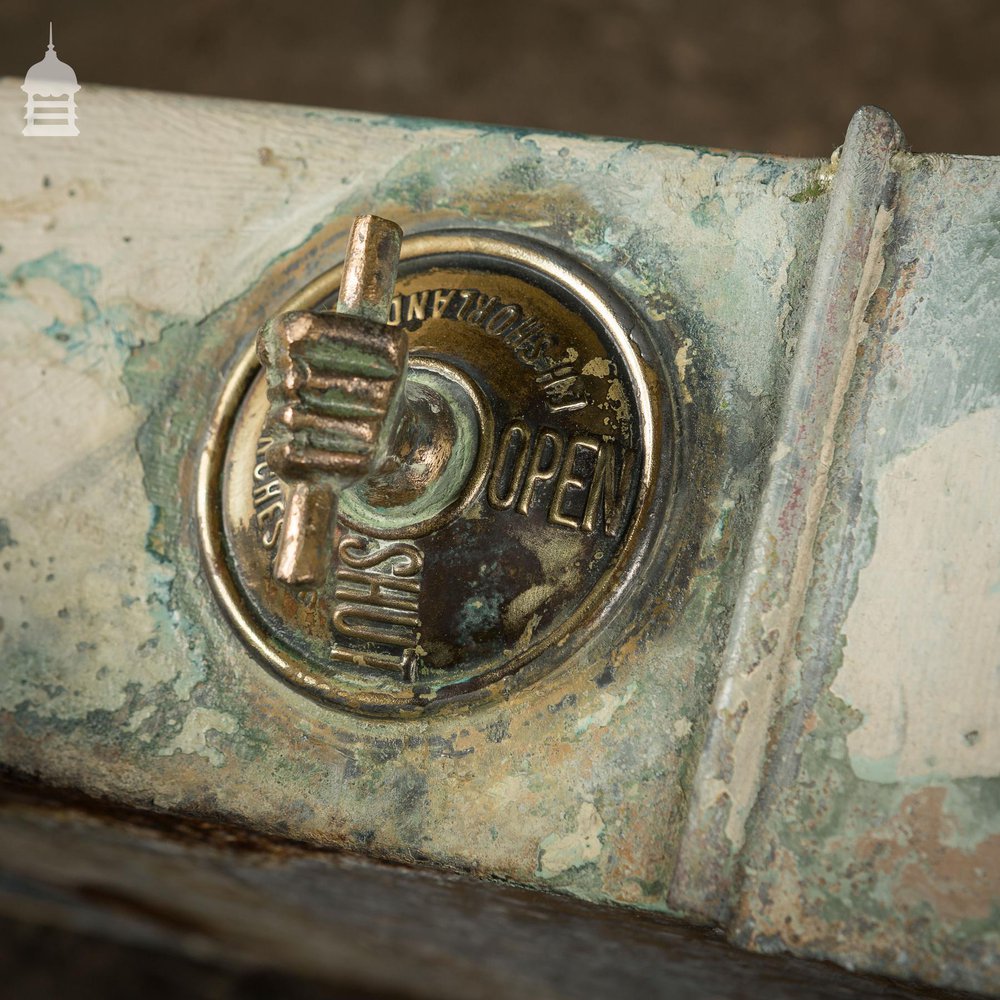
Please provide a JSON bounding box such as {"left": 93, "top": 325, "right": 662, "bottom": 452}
{"left": 670, "top": 105, "right": 906, "bottom": 918}
{"left": 724, "top": 150, "right": 1000, "bottom": 994}
{"left": 0, "top": 81, "right": 996, "bottom": 994}
{"left": 0, "top": 80, "right": 820, "bottom": 899}
{"left": 670, "top": 112, "right": 1000, "bottom": 993}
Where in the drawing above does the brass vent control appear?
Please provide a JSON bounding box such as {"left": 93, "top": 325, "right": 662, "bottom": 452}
{"left": 199, "top": 216, "right": 674, "bottom": 716}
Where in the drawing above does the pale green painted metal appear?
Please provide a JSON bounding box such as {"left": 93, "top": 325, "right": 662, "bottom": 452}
{"left": 0, "top": 81, "right": 997, "bottom": 995}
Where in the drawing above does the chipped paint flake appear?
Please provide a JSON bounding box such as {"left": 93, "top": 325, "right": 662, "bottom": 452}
{"left": 538, "top": 800, "right": 605, "bottom": 876}
{"left": 581, "top": 357, "right": 611, "bottom": 377}
{"left": 672, "top": 717, "right": 693, "bottom": 740}
{"left": 674, "top": 339, "right": 695, "bottom": 405}
{"left": 575, "top": 685, "right": 635, "bottom": 734}
{"left": 158, "top": 707, "right": 237, "bottom": 767}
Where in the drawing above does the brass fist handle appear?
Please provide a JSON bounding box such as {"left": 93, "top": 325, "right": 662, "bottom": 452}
{"left": 256, "top": 215, "right": 405, "bottom": 588}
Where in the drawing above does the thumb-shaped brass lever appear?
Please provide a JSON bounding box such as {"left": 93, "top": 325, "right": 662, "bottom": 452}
{"left": 256, "top": 215, "right": 405, "bottom": 588}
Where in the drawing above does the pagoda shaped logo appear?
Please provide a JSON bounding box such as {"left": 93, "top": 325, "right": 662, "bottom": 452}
{"left": 21, "top": 24, "right": 80, "bottom": 137}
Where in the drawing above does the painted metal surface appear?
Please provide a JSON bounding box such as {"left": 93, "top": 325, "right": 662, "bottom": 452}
{"left": 0, "top": 81, "right": 996, "bottom": 994}
{"left": 670, "top": 109, "right": 1000, "bottom": 995}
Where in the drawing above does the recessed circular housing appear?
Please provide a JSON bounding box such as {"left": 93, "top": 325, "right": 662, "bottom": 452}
{"left": 198, "top": 230, "right": 676, "bottom": 717}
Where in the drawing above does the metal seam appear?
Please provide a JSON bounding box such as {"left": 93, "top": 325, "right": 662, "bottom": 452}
{"left": 668, "top": 106, "right": 907, "bottom": 924}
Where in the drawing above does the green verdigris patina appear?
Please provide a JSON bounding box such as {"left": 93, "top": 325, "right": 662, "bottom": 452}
{"left": 725, "top": 152, "right": 1000, "bottom": 993}
{"left": 1, "top": 85, "right": 818, "bottom": 902}
{"left": 3, "top": 84, "right": 996, "bottom": 995}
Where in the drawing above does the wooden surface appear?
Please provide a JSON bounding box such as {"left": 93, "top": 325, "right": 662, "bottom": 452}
{"left": 0, "top": 779, "right": 977, "bottom": 1000}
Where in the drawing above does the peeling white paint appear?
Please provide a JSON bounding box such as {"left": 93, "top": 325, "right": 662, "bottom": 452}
{"left": 835, "top": 407, "right": 1000, "bottom": 782}
{"left": 710, "top": 202, "right": 896, "bottom": 851}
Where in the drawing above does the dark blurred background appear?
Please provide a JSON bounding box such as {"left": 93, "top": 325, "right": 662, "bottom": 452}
{"left": 2, "top": 0, "right": 1000, "bottom": 155}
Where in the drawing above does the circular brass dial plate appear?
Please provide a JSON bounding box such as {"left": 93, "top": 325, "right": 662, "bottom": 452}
{"left": 198, "top": 231, "right": 670, "bottom": 717}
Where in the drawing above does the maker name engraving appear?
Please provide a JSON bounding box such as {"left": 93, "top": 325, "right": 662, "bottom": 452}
{"left": 388, "top": 286, "right": 587, "bottom": 413}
